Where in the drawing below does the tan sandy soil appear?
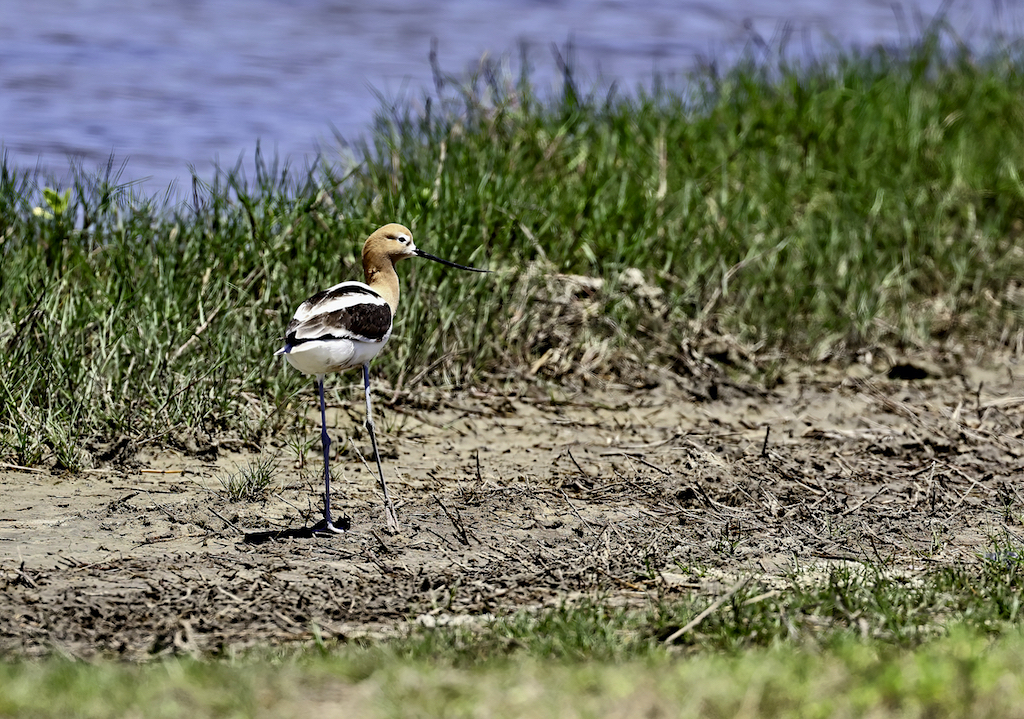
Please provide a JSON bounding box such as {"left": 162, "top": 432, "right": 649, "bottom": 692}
{"left": 1, "top": 359, "right": 1022, "bottom": 658}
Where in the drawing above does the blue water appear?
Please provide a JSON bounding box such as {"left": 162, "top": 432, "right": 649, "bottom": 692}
{"left": 1, "top": 0, "right": 1019, "bottom": 191}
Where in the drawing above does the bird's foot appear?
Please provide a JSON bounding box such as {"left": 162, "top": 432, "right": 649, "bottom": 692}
{"left": 383, "top": 506, "right": 400, "bottom": 535}
{"left": 311, "top": 516, "right": 350, "bottom": 535}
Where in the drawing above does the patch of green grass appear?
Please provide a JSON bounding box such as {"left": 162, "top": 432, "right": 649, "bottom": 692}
{"left": 2, "top": 25, "right": 1024, "bottom": 460}
{"left": 0, "top": 655, "right": 280, "bottom": 719}
{"left": 4, "top": 626, "right": 1024, "bottom": 718}
{"left": 385, "top": 551, "right": 1024, "bottom": 665}
{"left": 372, "top": 631, "right": 1024, "bottom": 719}
{"left": 218, "top": 454, "right": 279, "bottom": 502}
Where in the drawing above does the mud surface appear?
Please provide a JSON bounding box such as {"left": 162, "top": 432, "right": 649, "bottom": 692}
{"left": 2, "top": 360, "right": 1023, "bottom": 658}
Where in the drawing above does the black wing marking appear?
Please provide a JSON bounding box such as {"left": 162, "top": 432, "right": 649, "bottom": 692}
{"left": 285, "top": 301, "right": 393, "bottom": 345}
{"left": 302, "top": 283, "right": 382, "bottom": 311}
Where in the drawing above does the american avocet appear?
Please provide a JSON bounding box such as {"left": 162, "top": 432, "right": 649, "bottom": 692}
{"left": 276, "top": 223, "right": 488, "bottom": 534}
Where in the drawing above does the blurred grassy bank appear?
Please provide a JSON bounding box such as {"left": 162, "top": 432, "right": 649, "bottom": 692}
{"left": 5, "top": 631, "right": 1024, "bottom": 719}
{"left": 2, "top": 27, "right": 1024, "bottom": 464}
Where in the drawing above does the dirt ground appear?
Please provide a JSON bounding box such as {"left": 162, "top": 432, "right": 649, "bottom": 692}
{"left": 2, "top": 357, "right": 1023, "bottom": 659}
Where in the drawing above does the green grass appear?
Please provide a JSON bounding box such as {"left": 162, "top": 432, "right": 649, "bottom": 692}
{"left": 217, "top": 454, "right": 279, "bottom": 502}
{"left": 391, "top": 551, "right": 1024, "bottom": 664}
{"left": 2, "top": 25, "right": 1024, "bottom": 459}
{"left": 5, "top": 634, "right": 1024, "bottom": 718}
{"left": 4, "top": 555, "right": 1024, "bottom": 717}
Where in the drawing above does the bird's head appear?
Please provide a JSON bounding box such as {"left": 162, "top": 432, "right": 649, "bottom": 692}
{"left": 363, "top": 223, "right": 489, "bottom": 273}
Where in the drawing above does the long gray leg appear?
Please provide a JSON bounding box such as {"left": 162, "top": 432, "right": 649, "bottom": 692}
{"left": 313, "top": 374, "right": 344, "bottom": 534}
{"left": 363, "top": 362, "right": 399, "bottom": 532}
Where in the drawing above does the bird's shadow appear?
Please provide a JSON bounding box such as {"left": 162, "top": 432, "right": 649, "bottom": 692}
{"left": 242, "top": 516, "right": 352, "bottom": 544}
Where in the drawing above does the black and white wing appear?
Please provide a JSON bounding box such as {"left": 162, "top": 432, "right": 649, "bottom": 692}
{"left": 279, "top": 281, "right": 393, "bottom": 352}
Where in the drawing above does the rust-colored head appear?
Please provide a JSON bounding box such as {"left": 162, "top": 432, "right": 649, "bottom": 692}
{"left": 361, "top": 223, "right": 490, "bottom": 312}
{"left": 363, "top": 223, "right": 490, "bottom": 273}
{"left": 361, "top": 223, "right": 418, "bottom": 269}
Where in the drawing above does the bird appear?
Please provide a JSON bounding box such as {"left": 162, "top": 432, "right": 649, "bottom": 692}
{"left": 276, "top": 223, "right": 489, "bottom": 535}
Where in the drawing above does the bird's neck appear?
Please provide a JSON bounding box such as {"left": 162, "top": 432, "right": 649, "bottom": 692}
{"left": 364, "top": 259, "right": 400, "bottom": 313}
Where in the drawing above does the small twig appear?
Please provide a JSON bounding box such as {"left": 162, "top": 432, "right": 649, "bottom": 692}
{"left": 593, "top": 566, "right": 644, "bottom": 591}
{"left": 151, "top": 502, "right": 182, "bottom": 524}
{"left": 791, "top": 478, "right": 827, "bottom": 496}
{"left": 422, "top": 525, "right": 459, "bottom": 550}
{"left": 663, "top": 577, "right": 750, "bottom": 644}
{"left": 952, "top": 477, "right": 983, "bottom": 510}
{"left": 685, "top": 481, "right": 729, "bottom": 511}
{"left": 559, "top": 488, "right": 594, "bottom": 533}
{"left": 348, "top": 437, "right": 382, "bottom": 485}
{"left": 742, "top": 589, "right": 780, "bottom": 606}
{"left": 433, "top": 495, "right": 470, "bottom": 545}
{"left": 604, "top": 451, "right": 672, "bottom": 476}
{"left": 761, "top": 426, "right": 770, "bottom": 458}
{"left": 208, "top": 506, "right": 244, "bottom": 535}
{"left": 16, "top": 562, "right": 38, "bottom": 589}
{"left": 566, "top": 448, "right": 590, "bottom": 478}
{"left": 215, "top": 585, "right": 246, "bottom": 605}
{"left": 0, "top": 462, "right": 46, "bottom": 474}
{"left": 841, "top": 485, "right": 890, "bottom": 517}
{"left": 371, "top": 529, "right": 394, "bottom": 556}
